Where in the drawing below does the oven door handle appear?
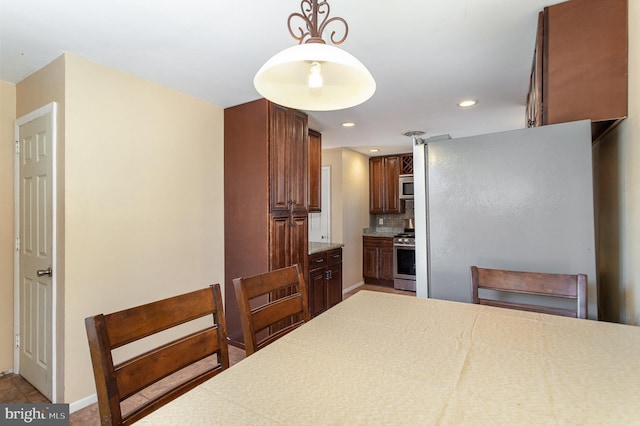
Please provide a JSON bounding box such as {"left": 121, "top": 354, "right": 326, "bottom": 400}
{"left": 394, "top": 244, "right": 416, "bottom": 248}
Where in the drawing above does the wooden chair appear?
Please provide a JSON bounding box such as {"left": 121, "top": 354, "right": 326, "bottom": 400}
{"left": 471, "top": 266, "right": 587, "bottom": 319}
{"left": 85, "top": 284, "right": 229, "bottom": 425}
{"left": 233, "top": 264, "right": 310, "bottom": 356}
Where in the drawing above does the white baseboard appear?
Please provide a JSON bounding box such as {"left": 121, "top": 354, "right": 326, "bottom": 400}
{"left": 70, "top": 393, "right": 97, "bottom": 413}
{"left": 343, "top": 281, "right": 364, "bottom": 294}
{"left": 0, "top": 369, "right": 15, "bottom": 377}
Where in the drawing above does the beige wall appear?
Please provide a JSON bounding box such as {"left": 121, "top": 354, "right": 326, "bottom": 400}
{"left": 322, "top": 149, "right": 343, "bottom": 244}
{"left": 593, "top": 1, "right": 640, "bottom": 325}
{"left": 340, "top": 149, "right": 371, "bottom": 288}
{"left": 323, "top": 148, "right": 370, "bottom": 290}
{"left": 16, "top": 53, "right": 225, "bottom": 403}
{"left": 0, "top": 81, "right": 16, "bottom": 373}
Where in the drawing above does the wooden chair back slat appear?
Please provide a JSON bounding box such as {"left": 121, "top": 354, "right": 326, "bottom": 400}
{"left": 114, "top": 327, "right": 222, "bottom": 400}
{"left": 239, "top": 266, "right": 300, "bottom": 299}
{"left": 85, "top": 284, "right": 229, "bottom": 425}
{"left": 233, "top": 264, "right": 310, "bottom": 356}
{"left": 471, "top": 266, "right": 587, "bottom": 319}
{"left": 104, "top": 287, "right": 217, "bottom": 348}
{"left": 251, "top": 293, "right": 306, "bottom": 333}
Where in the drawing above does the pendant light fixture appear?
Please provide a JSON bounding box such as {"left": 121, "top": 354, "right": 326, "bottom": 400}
{"left": 254, "top": 0, "right": 376, "bottom": 111}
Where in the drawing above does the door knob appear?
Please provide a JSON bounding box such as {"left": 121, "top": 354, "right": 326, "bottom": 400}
{"left": 37, "top": 267, "right": 52, "bottom": 277}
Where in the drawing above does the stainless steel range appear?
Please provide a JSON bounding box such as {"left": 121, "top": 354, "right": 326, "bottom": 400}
{"left": 393, "top": 232, "right": 416, "bottom": 291}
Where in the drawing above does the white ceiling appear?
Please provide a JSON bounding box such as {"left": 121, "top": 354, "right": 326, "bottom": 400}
{"left": 0, "top": 0, "right": 562, "bottom": 156}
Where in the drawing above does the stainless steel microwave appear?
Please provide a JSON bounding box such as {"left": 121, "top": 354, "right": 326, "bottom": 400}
{"left": 399, "top": 174, "right": 414, "bottom": 199}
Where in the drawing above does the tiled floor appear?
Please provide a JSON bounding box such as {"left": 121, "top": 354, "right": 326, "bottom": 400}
{"left": 0, "top": 373, "right": 51, "bottom": 404}
{"left": 1, "top": 284, "right": 414, "bottom": 424}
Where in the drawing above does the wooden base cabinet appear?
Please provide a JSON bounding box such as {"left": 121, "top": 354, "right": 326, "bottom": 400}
{"left": 308, "top": 248, "right": 343, "bottom": 317}
{"left": 363, "top": 236, "right": 394, "bottom": 287}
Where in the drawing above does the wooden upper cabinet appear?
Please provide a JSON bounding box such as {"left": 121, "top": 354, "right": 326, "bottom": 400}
{"left": 289, "top": 110, "right": 308, "bottom": 214}
{"left": 528, "top": 0, "right": 628, "bottom": 141}
{"left": 269, "top": 104, "right": 290, "bottom": 212}
{"left": 369, "top": 155, "right": 403, "bottom": 214}
{"left": 369, "top": 156, "right": 384, "bottom": 214}
{"left": 384, "top": 156, "right": 401, "bottom": 213}
{"left": 269, "top": 104, "right": 309, "bottom": 213}
{"left": 308, "top": 129, "right": 322, "bottom": 213}
{"left": 400, "top": 154, "right": 413, "bottom": 175}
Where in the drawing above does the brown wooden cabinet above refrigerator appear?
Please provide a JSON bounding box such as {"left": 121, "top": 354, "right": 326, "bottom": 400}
{"left": 526, "top": 0, "right": 628, "bottom": 142}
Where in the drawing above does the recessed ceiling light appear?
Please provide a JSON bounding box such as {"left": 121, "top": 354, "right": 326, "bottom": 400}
{"left": 342, "top": 121, "right": 356, "bottom": 127}
{"left": 457, "top": 99, "right": 478, "bottom": 108}
{"left": 370, "top": 148, "right": 380, "bottom": 153}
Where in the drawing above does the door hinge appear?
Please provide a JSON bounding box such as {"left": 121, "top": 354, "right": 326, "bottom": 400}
{"left": 15, "top": 238, "right": 19, "bottom": 251}
{"left": 15, "top": 140, "right": 20, "bottom": 155}
{"left": 15, "top": 334, "right": 20, "bottom": 348}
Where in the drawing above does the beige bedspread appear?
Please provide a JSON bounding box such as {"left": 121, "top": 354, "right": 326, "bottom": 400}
{"left": 139, "top": 290, "right": 640, "bottom": 425}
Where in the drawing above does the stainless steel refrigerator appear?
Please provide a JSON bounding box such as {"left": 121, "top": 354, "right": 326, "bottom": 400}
{"left": 413, "top": 120, "right": 598, "bottom": 319}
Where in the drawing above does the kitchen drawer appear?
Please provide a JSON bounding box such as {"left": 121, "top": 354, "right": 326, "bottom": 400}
{"left": 309, "top": 251, "right": 328, "bottom": 269}
{"left": 363, "top": 236, "right": 393, "bottom": 248}
{"left": 327, "top": 248, "right": 342, "bottom": 266}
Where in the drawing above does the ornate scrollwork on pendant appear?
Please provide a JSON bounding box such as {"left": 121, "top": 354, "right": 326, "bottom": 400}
{"left": 287, "top": 0, "right": 349, "bottom": 45}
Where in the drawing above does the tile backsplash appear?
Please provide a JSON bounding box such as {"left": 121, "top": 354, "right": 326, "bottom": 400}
{"left": 369, "top": 200, "right": 415, "bottom": 230}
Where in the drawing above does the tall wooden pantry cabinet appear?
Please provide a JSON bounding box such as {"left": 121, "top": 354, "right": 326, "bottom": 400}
{"left": 224, "top": 98, "right": 310, "bottom": 346}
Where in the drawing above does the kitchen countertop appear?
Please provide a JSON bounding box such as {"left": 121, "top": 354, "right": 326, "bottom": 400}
{"left": 308, "top": 241, "right": 344, "bottom": 255}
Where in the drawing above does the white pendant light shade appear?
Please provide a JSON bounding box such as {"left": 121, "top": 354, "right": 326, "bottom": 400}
{"left": 254, "top": 43, "right": 376, "bottom": 111}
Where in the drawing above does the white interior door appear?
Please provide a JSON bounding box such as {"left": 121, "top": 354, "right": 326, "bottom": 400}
{"left": 309, "top": 166, "right": 331, "bottom": 242}
{"left": 16, "top": 104, "right": 56, "bottom": 401}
